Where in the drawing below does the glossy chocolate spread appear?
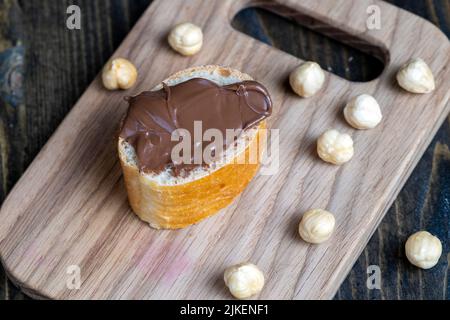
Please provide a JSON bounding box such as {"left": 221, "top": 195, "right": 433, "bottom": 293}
{"left": 120, "top": 78, "right": 272, "bottom": 174}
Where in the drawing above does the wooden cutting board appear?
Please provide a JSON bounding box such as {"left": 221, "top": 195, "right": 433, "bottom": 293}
{"left": 0, "top": 0, "right": 449, "bottom": 300}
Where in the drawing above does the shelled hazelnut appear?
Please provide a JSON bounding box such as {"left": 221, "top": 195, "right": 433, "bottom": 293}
{"left": 299, "top": 209, "right": 336, "bottom": 244}
{"left": 102, "top": 58, "right": 138, "bottom": 90}
{"left": 344, "top": 94, "right": 383, "bottom": 129}
{"left": 405, "top": 231, "right": 442, "bottom": 269}
{"left": 289, "top": 61, "right": 325, "bottom": 98}
{"left": 317, "top": 129, "right": 354, "bottom": 165}
{"left": 396, "top": 58, "right": 435, "bottom": 94}
{"left": 168, "top": 22, "right": 203, "bottom": 56}
{"left": 224, "top": 263, "right": 265, "bottom": 299}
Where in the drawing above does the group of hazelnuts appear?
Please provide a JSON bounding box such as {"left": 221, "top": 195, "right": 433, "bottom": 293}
{"left": 100, "top": 22, "right": 443, "bottom": 299}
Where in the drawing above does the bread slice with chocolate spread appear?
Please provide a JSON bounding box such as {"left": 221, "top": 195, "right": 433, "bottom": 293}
{"left": 118, "top": 65, "right": 272, "bottom": 229}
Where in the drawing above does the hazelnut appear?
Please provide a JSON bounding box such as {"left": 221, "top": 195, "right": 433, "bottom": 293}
{"left": 102, "top": 58, "right": 138, "bottom": 90}
{"left": 344, "top": 94, "right": 383, "bottom": 129}
{"left": 396, "top": 58, "right": 435, "bottom": 94}
{"left": 289, "top": 61, "right": 325, "bottom": 98}
{"left": 299, "top": 209, "right": 336, "bottom": 244}
{"left": 405, "top": 231, "right": 442, "bottom": 269}
{"left": 168, "top": 22, "right": 203, "bottom": 56}
{"left": 224, "top": 263, "right": 265, "bottom": 299}
{"left": 317, "top": 129, "right": 354, "bottom": 165}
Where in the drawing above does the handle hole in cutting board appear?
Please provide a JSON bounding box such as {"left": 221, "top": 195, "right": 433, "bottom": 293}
{"left": 232, "top": 6, "right": 387, "bottom": 83}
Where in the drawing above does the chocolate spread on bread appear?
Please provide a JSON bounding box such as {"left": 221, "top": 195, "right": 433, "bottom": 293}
{"left": 120, "top": 78, "right": 272, "bottom": 174}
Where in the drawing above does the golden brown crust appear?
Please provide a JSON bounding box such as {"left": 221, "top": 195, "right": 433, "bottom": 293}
{"left": 119, "top": 122, "right": 266, "bottom": 229}
{"left": 118, "top": 66, "right": 267, "bottom": 229}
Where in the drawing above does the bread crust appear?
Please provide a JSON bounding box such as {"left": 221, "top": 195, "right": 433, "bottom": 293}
{"left": 118, "top": 66, "right": 267, "bottom": 229}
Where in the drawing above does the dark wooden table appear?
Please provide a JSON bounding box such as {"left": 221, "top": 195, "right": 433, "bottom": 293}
{"left": 0, "top": 0, "right": 448, "bottom": 300}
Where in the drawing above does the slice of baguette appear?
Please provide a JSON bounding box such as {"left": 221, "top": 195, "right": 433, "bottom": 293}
{"left": 118, "top": 65, "right": 267, "bottom": 229}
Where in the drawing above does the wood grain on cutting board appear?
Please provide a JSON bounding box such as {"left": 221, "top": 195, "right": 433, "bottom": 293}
{"left": 0, "top": 0, "right": 449, "bottom": 299}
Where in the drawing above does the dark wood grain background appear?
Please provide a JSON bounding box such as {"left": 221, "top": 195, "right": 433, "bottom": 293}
{"left": 0, "top": 0, "right": 448, "bottom": 300}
